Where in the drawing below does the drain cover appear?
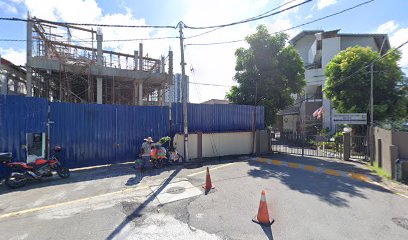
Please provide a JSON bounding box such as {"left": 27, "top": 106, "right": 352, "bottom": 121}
{"left": 392, "top": 217, "right": 408, "bottom": 230}
{"left": 166, "top": 186, "right": 186, "bottom": 194}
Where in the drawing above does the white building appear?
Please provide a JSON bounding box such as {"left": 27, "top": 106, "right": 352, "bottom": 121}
{"left": 280, "top": 30, "right": 390, "bottom": 134}
{"left": 165, "top": 73, "right": 189, "bottom": 103}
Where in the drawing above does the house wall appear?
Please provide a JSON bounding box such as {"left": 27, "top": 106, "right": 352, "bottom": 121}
{"left": 341, "top": 36, "right": 378, "bottom": 51}
{"left": 321, "top": 37, "right": 341, "bottom": 131}
{"left": 294, "top": 34, "right": 316, "bottom": 64}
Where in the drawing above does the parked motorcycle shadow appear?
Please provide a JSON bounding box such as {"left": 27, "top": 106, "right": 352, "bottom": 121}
{"left": 0, "top": 163, "right": 135, "bottom": 194}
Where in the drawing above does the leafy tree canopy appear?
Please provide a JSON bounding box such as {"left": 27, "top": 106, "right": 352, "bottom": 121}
{"left": 226, "top": 25, "right": 305, "bottom": 126}
{"left": 324, "top": 46, "right": 407, "bottom": 121}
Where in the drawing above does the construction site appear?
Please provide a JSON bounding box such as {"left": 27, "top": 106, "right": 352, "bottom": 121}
{"left": 1, "top": 15, "right": 173, "bottom": 106}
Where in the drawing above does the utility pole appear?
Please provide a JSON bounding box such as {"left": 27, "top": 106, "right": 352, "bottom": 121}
{"left": 369, "top": 62, "right": 374, "bottom": 165}
{"left": 26, "top": 12, "right": 33, "bottom": 97}
{"left": 370, "top": 62, "right": 374, "bottom": 127}
{"left": 179, "top": 22, "right": 189, "bottom": 162}
{"left": 252, "top": 79, "right": 258, "bottom": 154}
{"left": 168, "top": 49, "right": 174, "bottom": 147}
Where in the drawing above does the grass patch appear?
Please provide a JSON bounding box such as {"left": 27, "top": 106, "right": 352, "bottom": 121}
{"left": 367, "top": 161, "right": 392, "bottom": 179}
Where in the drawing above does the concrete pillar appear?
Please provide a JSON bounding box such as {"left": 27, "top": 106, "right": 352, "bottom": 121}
{"left": 138, "top": 43, "right": 143, "bottom": 71}
{"left": 26, "top": 12, "right": 33, "bottom": 96}
{"left": 161, "top": 55, "right": 165, "bottom": 73}
{"left": 14, "top": 80, "right": 19, "bottom": 94}
{"left": 197, "top": 131, "right": 202, "bottom": 160}
{"left": 0, "top": 54, "right": 6, "bottom": 95}
{"left": 343, "top": 132, "right": 351, "bottom": 161}
{"left": 96, "top": 28, "right": 103, "bottom": 104}
{"left": 377, "top": 139, "right": 382, "bottom": 167}
{"left": 390, "top": 145, "right": 399, "bottom": 179}
{"left": 158, "top": 87, "right": 162, "bottom": 106}
{"left": 256, "top": 130, "right": 261, "bottom": 155}
{"left": 133, "top": 81, "right": 138, "bottom": 105}
{"left": 134, "top": 51, "right": 138, "bottom": 70}
{"left": 138, "top": 82, "right": 143, "bottom": 106}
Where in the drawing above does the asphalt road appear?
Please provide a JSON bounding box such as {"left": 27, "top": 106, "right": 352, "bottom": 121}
{"left": 0, "top": 156, "right": 407, "bottom": 240}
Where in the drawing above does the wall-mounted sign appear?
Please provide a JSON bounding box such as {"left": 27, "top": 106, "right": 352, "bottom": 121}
{"left": 333, "top": 113, "right": 367, "bottom": 125}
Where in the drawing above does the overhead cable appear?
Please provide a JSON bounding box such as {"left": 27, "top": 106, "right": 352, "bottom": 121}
{"left": 0, "top": 17, "right": 176, "bottom": 28}
{"left": 186, "top": 0, "right": 375, "bottom": 46}
{"left": 183, "top": 0, "right": 312, "bottom": 30}
{"left": 184, "top": 0, "right": 299, "bottom": 39}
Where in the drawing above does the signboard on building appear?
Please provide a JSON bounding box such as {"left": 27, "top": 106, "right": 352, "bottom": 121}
{"left": 333, "top": 113, "right": 367, "bottom": 125}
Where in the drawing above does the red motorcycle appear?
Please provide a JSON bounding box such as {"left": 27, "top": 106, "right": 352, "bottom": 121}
{"left": 0, "top": 146, "right": 70, "bottom": 188}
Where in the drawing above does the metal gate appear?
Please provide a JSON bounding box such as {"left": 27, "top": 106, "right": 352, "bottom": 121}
{"left": 270, "top": 132, "right": 344, "bottom": 159}
{"left": 351, "top": 135, "right": 368, "bottom": 161}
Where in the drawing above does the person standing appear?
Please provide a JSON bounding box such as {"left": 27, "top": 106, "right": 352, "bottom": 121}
{"left": 140, "top": 137, "right": 153, "bottom": 171}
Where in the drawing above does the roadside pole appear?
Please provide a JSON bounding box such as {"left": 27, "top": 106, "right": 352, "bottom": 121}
{"left": 168, "top": 49, "right": 174, "bottom": 147}
{"left": 178, "top": 22, "right": 189, "bottom": 162}
{"left": 252, "top": 79, "right": 258, "bottom": 155}
{"left": 369, "top": 62, "right": 374, "bottom": 165}
{"left": 302, "top": 92, "right": 306, "bottom": 156}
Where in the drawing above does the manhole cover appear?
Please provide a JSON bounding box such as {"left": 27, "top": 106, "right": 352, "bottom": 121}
{"left": 166, "top": 186, "right": 186, "bottom": 195}
{"left": 392, "top": 217, "right": 408, "bottom": 230}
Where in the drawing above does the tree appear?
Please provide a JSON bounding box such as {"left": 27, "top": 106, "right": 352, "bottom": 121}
{"left": 324, "top": 46, "right": 407, "bottom": 121}
{"left": 226, "top": 25, "right": 305, "bottom": 126}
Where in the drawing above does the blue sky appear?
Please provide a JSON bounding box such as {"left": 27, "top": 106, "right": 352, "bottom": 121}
{"left": 0, "top": 0, "right": 407, "bottom": 102}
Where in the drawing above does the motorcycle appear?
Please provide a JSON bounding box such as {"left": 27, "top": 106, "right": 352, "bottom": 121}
{"left": 0, "top": 146, "right": 70, "bottom": 188}
{"left": 150, "top": 137, "right": 184, "bottom": 169}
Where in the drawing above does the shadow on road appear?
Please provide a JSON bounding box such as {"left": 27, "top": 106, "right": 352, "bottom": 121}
{"left": 0, "top": 162, "right": 175, "bottom": 195}
{"left": 248, "top": 156, "right": 392, "bottom": 207}
{"left": 106, "top": 166, "right": 183, "bottom": 239}
{"left": 261, "top": 225, "right": 274, "bottom": 240}
{"left": 264, "top": 153, "right": 379, "bottom": 179}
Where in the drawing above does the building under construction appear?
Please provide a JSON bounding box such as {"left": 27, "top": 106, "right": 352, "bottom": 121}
{"left": 3, "top": 15, "right": 173, "bottom": 106}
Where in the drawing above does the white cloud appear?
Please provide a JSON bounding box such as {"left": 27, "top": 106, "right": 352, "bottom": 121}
{"left": 389, "top": 27, "right": 408, "bottom": 69}
{"left": 317, "top": 0, "right": 337, "bottom": 10}
{"left": 3, "top": 0, "right": 297, "bottom": 103}
{"left": 180, "top": 0, "right": 282, "bottom": 102}
{"left": 377, "top": 20, "right": 399, "bottom": 34}
{"left": 305, "top": 14, "right": 313, "bottom": 19}
{"left": 0, "top": 1, "right": 18, "bottom": 14}
{"left": 0, "top": 48, "right": 26, "bottom": 66}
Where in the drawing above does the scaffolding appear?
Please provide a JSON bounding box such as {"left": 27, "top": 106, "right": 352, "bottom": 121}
{"left": 25, "top": 15, "right": 172, "bottom": 106}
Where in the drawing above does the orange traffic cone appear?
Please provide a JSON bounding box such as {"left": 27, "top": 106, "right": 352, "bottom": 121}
{"left": 252, "top": 190, "right": 274, "bottom": 226}
{"left": 202, "top": 167, "right": 215, "bottom": 191}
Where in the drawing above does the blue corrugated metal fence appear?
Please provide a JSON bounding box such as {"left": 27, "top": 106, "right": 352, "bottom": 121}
{"left": 0, "top": 95, "right": 48, "bottom": 178}
{"left": 0, "top": 95, "right": 264, "bottom": 178}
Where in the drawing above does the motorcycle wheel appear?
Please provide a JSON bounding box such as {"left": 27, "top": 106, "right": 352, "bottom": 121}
{"left": 5, "top": 172, "right": 27, "bottom": 189}
{"left": 57, "top": 166, "right": 70, "bottom": 178}
{"left": 152, "top": 159, "right": 163, "bottom": 169}
{"left": 176, "top": 153, "right": 184, "bottom": 163}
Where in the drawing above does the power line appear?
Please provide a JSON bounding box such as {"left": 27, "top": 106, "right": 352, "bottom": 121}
{"left": 0, "top": 17, "right": 177, "bottom": 28}
{"left": 183, "top": 0, "right": 299, "bottom": 40}
{"left": 0, "top": 36, "right": 179, "bottom": 43}
{"left": 183, "top": 0, "right": 312, "bottom": 30}
{"left": 187, "top": 39, "right": 245, "bottom": 46}
{"left": 186, "top": 0, "right": 375, "bottom": 46}
{"left": 190, "top": 82, "right": 233, "bottom": 87}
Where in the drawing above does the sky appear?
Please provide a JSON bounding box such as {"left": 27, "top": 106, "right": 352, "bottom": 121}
{"left": 0, "top": 0, "right": 407, "bottom": 103}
